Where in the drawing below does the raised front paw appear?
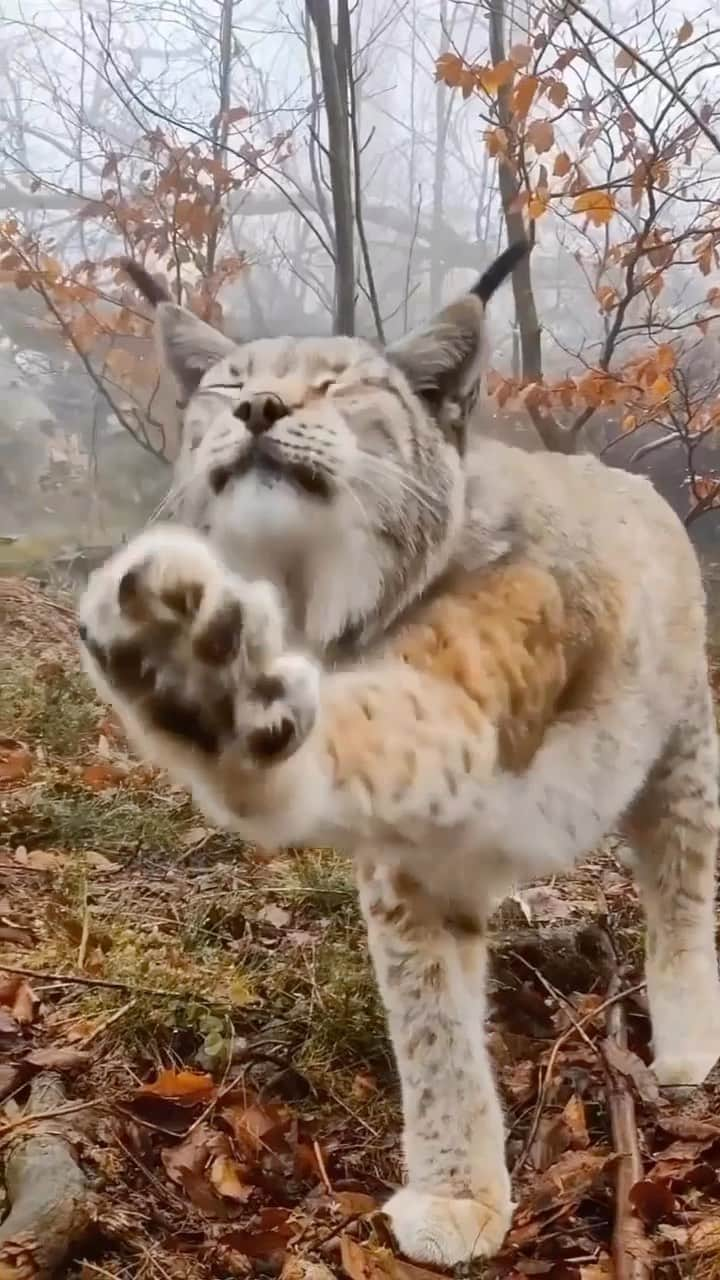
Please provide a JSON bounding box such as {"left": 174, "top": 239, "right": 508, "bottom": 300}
{"left": 384, "top": 1186, "right": 513, "bottom": 1266}
{"left": 78, "top": 524, "right": 318, "bottom": 763}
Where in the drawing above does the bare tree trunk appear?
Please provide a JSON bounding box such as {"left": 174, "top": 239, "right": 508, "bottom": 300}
{"left": 488, "top": 0, "right": 576, "bottom": 454}
{"left": 307, "top": 0, "right": 355, "bottom": 335}
{"left": 430, "top": 0, "right": 450, "bottom": 311}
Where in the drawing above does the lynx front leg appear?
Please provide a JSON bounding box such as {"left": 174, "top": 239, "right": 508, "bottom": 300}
{"left": 358, "top": 863, "right": 512, "bottom": 1266}
{"left": 624, "top": 688, "right": 720, "bottom": 1086}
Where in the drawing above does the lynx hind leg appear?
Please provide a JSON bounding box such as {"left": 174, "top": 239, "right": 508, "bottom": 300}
{"left": 357, "top": 864, "right": 513, "bottom": 1266}
{"left": 624, "top": 685, "right": 720, "bottom": 1086}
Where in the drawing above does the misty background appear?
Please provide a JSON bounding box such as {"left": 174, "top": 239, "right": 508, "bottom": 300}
{"left": 0, "top": 0, "right": 719, "bottom": 597}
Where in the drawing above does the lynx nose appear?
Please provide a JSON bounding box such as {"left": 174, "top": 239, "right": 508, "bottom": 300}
{"left": 234, "top": 392, "right": 289, "bottom": 436}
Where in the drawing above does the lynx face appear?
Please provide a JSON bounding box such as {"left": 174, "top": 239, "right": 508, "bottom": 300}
{"left": 170, "top": 332, "right": 466, "bottom": 590}
{"left": 133, "top": 244, "right": 526, "bottom": 649}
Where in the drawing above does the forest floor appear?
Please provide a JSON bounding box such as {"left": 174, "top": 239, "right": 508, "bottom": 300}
{"left": 2, "top": 577, "right": 720, "bottom": 1280}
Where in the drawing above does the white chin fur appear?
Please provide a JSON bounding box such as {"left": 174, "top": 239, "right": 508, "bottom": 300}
{"left": 211, "top": 472, "right": 328, "bottom": 565}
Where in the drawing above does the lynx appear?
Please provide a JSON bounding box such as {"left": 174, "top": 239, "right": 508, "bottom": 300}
{"left": 78, "top": 247, "right": 720, "bottom": 1266}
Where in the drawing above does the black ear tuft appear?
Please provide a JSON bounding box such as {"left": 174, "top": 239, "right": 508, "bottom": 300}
{"left": 121, "top": 258, "right": 172, "bottom": 308}
{"left": 471, "top": 241, "right": 529, "bottom": 305}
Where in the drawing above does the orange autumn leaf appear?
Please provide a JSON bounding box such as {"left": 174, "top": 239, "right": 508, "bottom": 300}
{"left": 435, "top": 51, "right": 464, "bottom": 88}
{"left": 137, "top": 1068, "right": 216, "bottom": 1103}
{"left": 0, "top": 737, "right": 32, "bottom": 783}
{"left": 81, "top": 761, "right": 128, "bottom": 790}
{"left": 650, "top": 374, "right": 673, "bottom": 401}
{"left": 528, "top": 190, "right": 550, "bottom": 219}
{"left": 597, "top": 285, "right": 617, "bottom": 312}
{"left": 572, "top": 190, "right": 617, "bottom": 226}
{"left": 553, "top": 151, "right": 571, "bottom": 177}
{"left": 512, "top": 75, "right": 539, "bottom": 118}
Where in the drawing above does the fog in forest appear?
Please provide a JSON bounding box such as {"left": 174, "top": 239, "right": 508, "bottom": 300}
{"left": 0, "top": 0, "right": 719, "bottom": 588}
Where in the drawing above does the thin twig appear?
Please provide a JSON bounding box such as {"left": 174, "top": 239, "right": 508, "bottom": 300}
{"left": 314, "top": 1138, "right": 333, "bottom": 1195}
{"left": 0, "top": 963, "right": 245, "bottom": 1008}
{"left": 602, "top": 973, "right": 650, "bottom": 1280}
{"left": 512, "top": 980, "right": 645, "bottom": 1176}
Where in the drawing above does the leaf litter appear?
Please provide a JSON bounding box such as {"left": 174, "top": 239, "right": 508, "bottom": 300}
{"left": 3, "top": 582, "right": 720, "bottom": 1279}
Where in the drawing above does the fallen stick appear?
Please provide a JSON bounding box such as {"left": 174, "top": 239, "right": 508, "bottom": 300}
{"left": 602, "top": 973, "right": 651, "bottom": 1280}
{"left": 0, "top": 1073, "right": 92, "bottom": 1278}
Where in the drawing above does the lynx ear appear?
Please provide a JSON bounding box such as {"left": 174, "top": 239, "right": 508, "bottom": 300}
{"left": 388, "top": 241, "right": 527, "bottom": 402}
{"left": 155, "top": 304, "right": 237, "bottom": 396}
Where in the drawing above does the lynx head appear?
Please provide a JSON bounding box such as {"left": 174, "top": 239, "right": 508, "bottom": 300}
{"left": 126, "top": 244, "right": 525, "bottom": 652}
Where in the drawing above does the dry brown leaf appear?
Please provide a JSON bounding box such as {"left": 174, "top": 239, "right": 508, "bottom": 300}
{"left": 601, "top": 1038, "right": 660, "bottom": 1104}
{"left": 629, "top": 1178, "right": 677, "bottom": 1224}
{"left": 81, "top": 761, "right": 128, "bottom": 790}
{"left": 280, "top": 1261, "right": 335, "bottom": 1280}
{"left": 222, "top": 1099, "right": 290, "bottom": 1154}
{"left": 526, "top": 119, "right": 554, "bottom": 154}
{"left": 516, "top": 1148, "right": 612, "bottom": 1220}
{"left": 83, "top": 850, "right": 120, "bottom": 873}
{"left": 0, "top": 738, "right": 32, "bottom": 783}
{"left": 210, "top": 1153, "right": 254, "bottom": 1202}
{"left": 138, "top": 1067, "right": 216, "bottom": 1104}
{"left": 676, "top": 17, "right": 693, "bottom": 43}
{"left": 547, "top": 80, "right": 568, "bottom": 108}
{"left": 334, "top": 1191, "right": 379, "bottom": 1216}
{"left": 580, "top": 1260, "right": 613, "bottom": 1280}
{"left": 181, "top": 825, "right": 211, "bottom": 848}
{"left": 161, "top": 1122, "right": 219, "bottom": 1184}
{"left": 258, "top": 904, "right": 291, "bottom": 929}
{"left": 340, "top": 1234, "right": 442, "bottom": 1280}
{"left": 14, "top": 847, "right": 67, "bottom": 871}
{"left": 25, "top": 1046, "right": 92, "bottom": 1071}
{"left": 509, "top": 42, "right": 533, "bottom": 66}
{"left": 0, "top": 975, "right": 38, "bottom": 1025}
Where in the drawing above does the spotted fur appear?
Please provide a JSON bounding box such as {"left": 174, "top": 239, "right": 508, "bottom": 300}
{"left": 79, "top": 248, "right": 720, "bottom": 1267}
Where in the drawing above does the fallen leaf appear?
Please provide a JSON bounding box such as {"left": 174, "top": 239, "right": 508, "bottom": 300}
{"left": 83, "top": 850, "right": 120, "bottom": 873}
{"left": 512, "top": 884, "right": 571, "bottom": 923}
{"left": 0, "top": 975, "right": 37, "bottom": 1025}
{"left": 281, "top": 1261, "right": 335, "bottom": 1280}
{"left": 0, "top": 1064, "right": 24, "bottom": 1101}
{"left": 629, "top": 1178, "right": 677, "bottom": 1223}
{"left": 341, "top": 1234, "right": 441, "bottom": 1280}
{"left": 516, "top": 1148, "right": 612, "bottom": 1220}
{"left": 0, "top": 925, "right": 34, "bottom": 947}
{"left": 210, "top": 1153, "right": 254, "bottom": 1202}
{"left": 0, "top": 738, "right": 32, "bottom": 783}
{"left": 258, "top": 904, "right": 291, "bottom": 929}
{"left": 659, "top": 1116, "right": 720, "bottom": 1141}
{"left": 81, "top": 761, "right": 128, "bottom": 790}
{"left": 181, "top": 825, "right": 211, "bottom": 848}
{"left": 14, "top": 847, "right": 66, "bottom": 871}
{"left": 25, "top": 1046, "right": 92, "bottom": 1071}
{"left": 0, "top": 1009, "right": 19, "bottom": 1035}
{"left": 334, "top": 1191, "right": 379, "bottom": 1215}
{"left": 222, "top": 1099, "right": 290, "bottom": 1155}
{"left": 138, "top": 1067, "right": 216, "bottom": 1104}
{"left": 689, "top": 1217, "right": 720, "bottom": 1255}
{"left": 580, "top": 1258, "right": 613, "bottom": 1279}
{"left": 601, "top": 1039, "right": 660, "bottom": 1104}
